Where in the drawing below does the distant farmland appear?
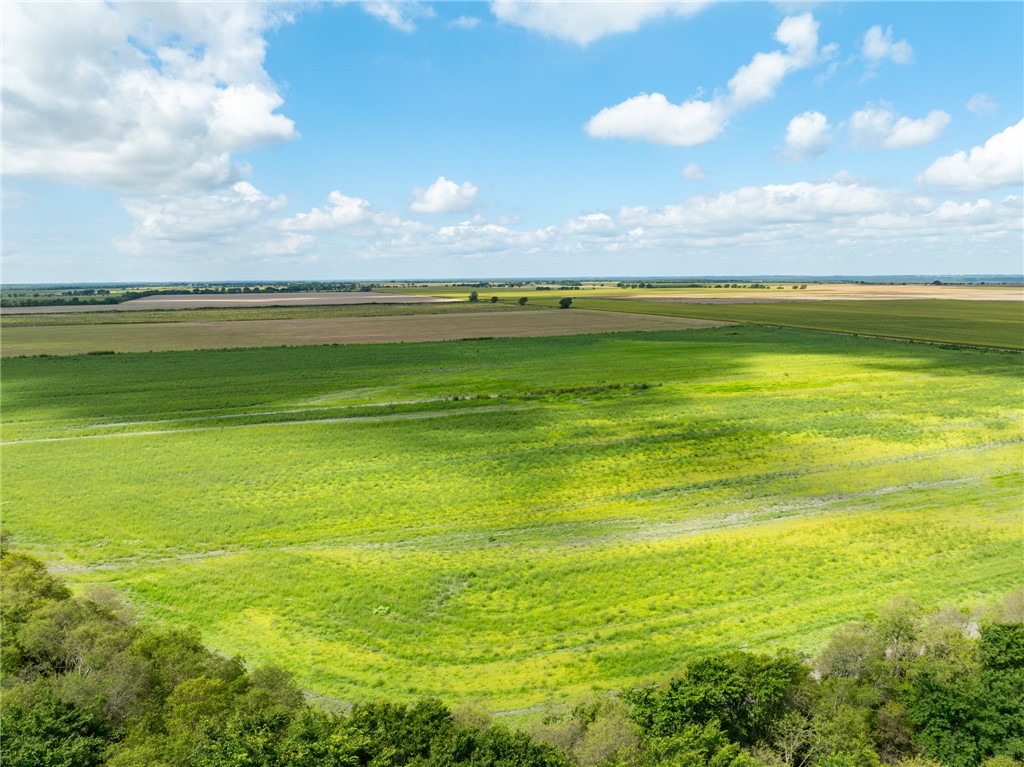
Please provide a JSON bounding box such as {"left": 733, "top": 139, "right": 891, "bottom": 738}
{"left": 523, "top": 297, "right": 1024, "bottom": 350}
{"left": 0, "top": 308, "right": 726, "bottom": 356}
{"left": 3, "top": 326, "right": 1020, "bottom": 710}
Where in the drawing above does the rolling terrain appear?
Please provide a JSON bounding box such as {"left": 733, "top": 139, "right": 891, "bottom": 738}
{"left": 3, "top": 325, "right": 1020, "bottom": 710}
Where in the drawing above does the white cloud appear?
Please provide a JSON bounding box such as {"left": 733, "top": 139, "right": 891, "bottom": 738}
{"left": 785, "top": 111, "right": 832, "bottom": 158}
{"left": 587, "top": 14, "right": 826, "bottom": 147}
{"left": 619, "top": 181, "right": 891, "bottom": 234}
{"left": 918, "top": 120, "right": 1024, "bottom": 190}
{"left": 862, "top": 24, "right": 913, "bottom": 64}
{"left": 410, "top": 176, "right": 480, "bottom": 214}
{"left": 111, "top": 178, "right": 1023, "bottom": 273}
{"left": 282, "top": 191, "right": 373, "bottom": 231}
{"left": 682, "top": 163, "right": 707, "bottom": 181}
{"left": 850, "top": 104, "right": 950, "bottom": 149}
{"left": 965, "top": 92, "right": 997, "bottom": 116}
{"left": 115, "top": 182, "right": 289, "bottom": 255}
{"left": 563, "top": 213, "right": 618, "bottom": 236}
{"left": 728, "top": 13, "right": 820, "bottom": 109}
{"left": 586, "top": 94, "right": 727, "bottom": 147}
{"left": 1, "top": 2, "right": 297, "bottom": 193}
{"left": 357, "top": 1, "right": 434, "bottom": 33}
{"left": 490, "top": 0, "right": 709, "bottom": 46}
{"left": 449, "top": 16, "right": 481, "bottom": 30}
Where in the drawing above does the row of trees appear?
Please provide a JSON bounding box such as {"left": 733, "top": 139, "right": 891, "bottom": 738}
{"left": 0, "top": 283, "right": 380, "bottom": 307}
{"left": 467, "top": 293, "right": 538, "bottom": 307}
{"left": 2, "top": 543, "right": 1021, "bottom": 767}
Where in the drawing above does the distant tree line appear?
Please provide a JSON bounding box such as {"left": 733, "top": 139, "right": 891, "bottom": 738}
{"left": 0, "top": 283, "right": 381, "bottom": 308}
{"left": 2, "top": 541, "right": 1021, "bottom": 767}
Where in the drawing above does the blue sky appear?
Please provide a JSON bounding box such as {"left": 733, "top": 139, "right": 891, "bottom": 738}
{"left": 2, "top": 1, "right": 1022, "bottom": 282}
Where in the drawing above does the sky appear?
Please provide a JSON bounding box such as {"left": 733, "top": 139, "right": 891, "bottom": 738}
{"left": 2, "top": 1, "right": 1022, "bottom": 283}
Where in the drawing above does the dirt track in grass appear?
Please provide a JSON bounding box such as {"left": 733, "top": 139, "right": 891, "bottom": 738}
{"left": 1, "top": 309, "right": 729, "bottom": 356}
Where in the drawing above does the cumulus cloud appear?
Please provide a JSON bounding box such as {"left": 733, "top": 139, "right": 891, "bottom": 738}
{"left": 1, "top": 2, "right": 297, "bottom": 193}
{"left": 410, "top": 176, "right": 480, "bottom": 214}
{"left": 728, "top": 13, "right": 820, "bottom": 109}
{"left": 115, "top": 181, "right": 290, "bottom": 255}
{"left": 586, "top": 14, "right": 827, "bottom": 147}
{"left": 619, "top": 181, "right": 892, "bottom": 234}
{"left": 682, "top": 163, "right": 707, "bottom": 181}
{"left": 785, "top": 110, "right": 832, "bottom": 158}
{"left": 586, "top": 94, "right": 727, "bottom": 147}
{"left": 965, "top": 92, "right": 997, "bottom": 116}
{"left": 282, "top": 191, "right": 373, "bottom": 231}
{"left": 490, "top": 0, "right": 709, "bottom": 46}
{"left": 862, "top": 24, "right": 913, "bottom": 64}
{"left": 850, "top": 104, "right": 950, "bottom": 149}
{"left": 918, "top": 120, "right": 1024, "bottom": 190}
{"left": 112, "top": 177, "right": 1023, "bottom": 273}
{"left": 563, "top": 213, "right": 619, "bottom": 236}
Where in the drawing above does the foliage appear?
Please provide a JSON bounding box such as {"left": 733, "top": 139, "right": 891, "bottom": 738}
{"left": 625, "top": 651, "right": 810, "bottom": 745}
{"left": 2, "top": 550, "right": 1021, "bottom": 767}
{"left": 0, "top": 548, "right": 569, "bottom": 767}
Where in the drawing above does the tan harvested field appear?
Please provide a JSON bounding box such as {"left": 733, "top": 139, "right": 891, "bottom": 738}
{"left": 632, "top": 283, "right": 1024, "bottom": 303}
{"left": 1, "top": 309, "right": 729, "bottom": 356}
{"left": 1, "top": 291, "right": 455, "bottom": 314}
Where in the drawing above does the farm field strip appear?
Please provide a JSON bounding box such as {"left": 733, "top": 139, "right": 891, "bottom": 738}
{"left": 3, "top": 327, "right": 1021, "bottom": 708}
{"left": 0, "top": 290, "right": 458, "bottom": 314}
{"left": 0, "top": 308, "right": 727, "bottom": 357}
{"left": 0, "top": 300, "right": 538, "bottom": 327}
{"left": 378, "top": 283, "right": 1024, "bottom": 301}
{"left": 519, "top": 297, "right": 1024, "bottom": 349}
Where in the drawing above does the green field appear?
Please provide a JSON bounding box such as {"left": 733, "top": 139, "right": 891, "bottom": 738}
{"left": 2, "top": 326, "right": 1021, "bottom": 711}
{"left": 515, "top": 297, "right": 1024, "bottom": 350}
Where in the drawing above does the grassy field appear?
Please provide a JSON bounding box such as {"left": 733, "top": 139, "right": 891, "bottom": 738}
{"left": 0, "top": 309, "right": 723, "bottom": 356}
{"left": 511, "top": 297, "right": 1024, "bottom": 350}
{"left": 2, "top": 326, "right": 1021, "bottom": 710}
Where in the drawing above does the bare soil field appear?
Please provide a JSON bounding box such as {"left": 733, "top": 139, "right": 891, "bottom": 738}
{"left": 632, "top": 284, "right": 1023, "bottom": 303}
{"left": 1, "top": 291, "right": 455, "bottom": 314}
{"left": 1, "top": 309, "right": 729, "bottom": 356}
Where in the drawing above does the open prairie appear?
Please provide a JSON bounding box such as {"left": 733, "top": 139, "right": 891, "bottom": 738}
{"left": 3, "top": 327, "right": 1020, "bottom": 710}
{"left": 0, "top": 308, "right": 725, "bottom": 357}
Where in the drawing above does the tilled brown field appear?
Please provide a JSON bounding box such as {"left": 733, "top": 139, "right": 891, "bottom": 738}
{"left": 1, "top": 291, "right": 455, "bottom": 314}
{"left": 1, "top": 309, "right": 729, "bottom": 356}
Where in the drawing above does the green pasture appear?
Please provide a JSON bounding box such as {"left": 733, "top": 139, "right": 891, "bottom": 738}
{"left": 2, "top": 327, "right": 1022, "bottom": 710}
{"left": 513, "top": 297, "right": 1024, "bottom": 350}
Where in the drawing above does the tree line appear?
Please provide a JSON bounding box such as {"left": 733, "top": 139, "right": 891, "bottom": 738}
{"left": 1, "top": 543, "right": 1021, "bottom": 767}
